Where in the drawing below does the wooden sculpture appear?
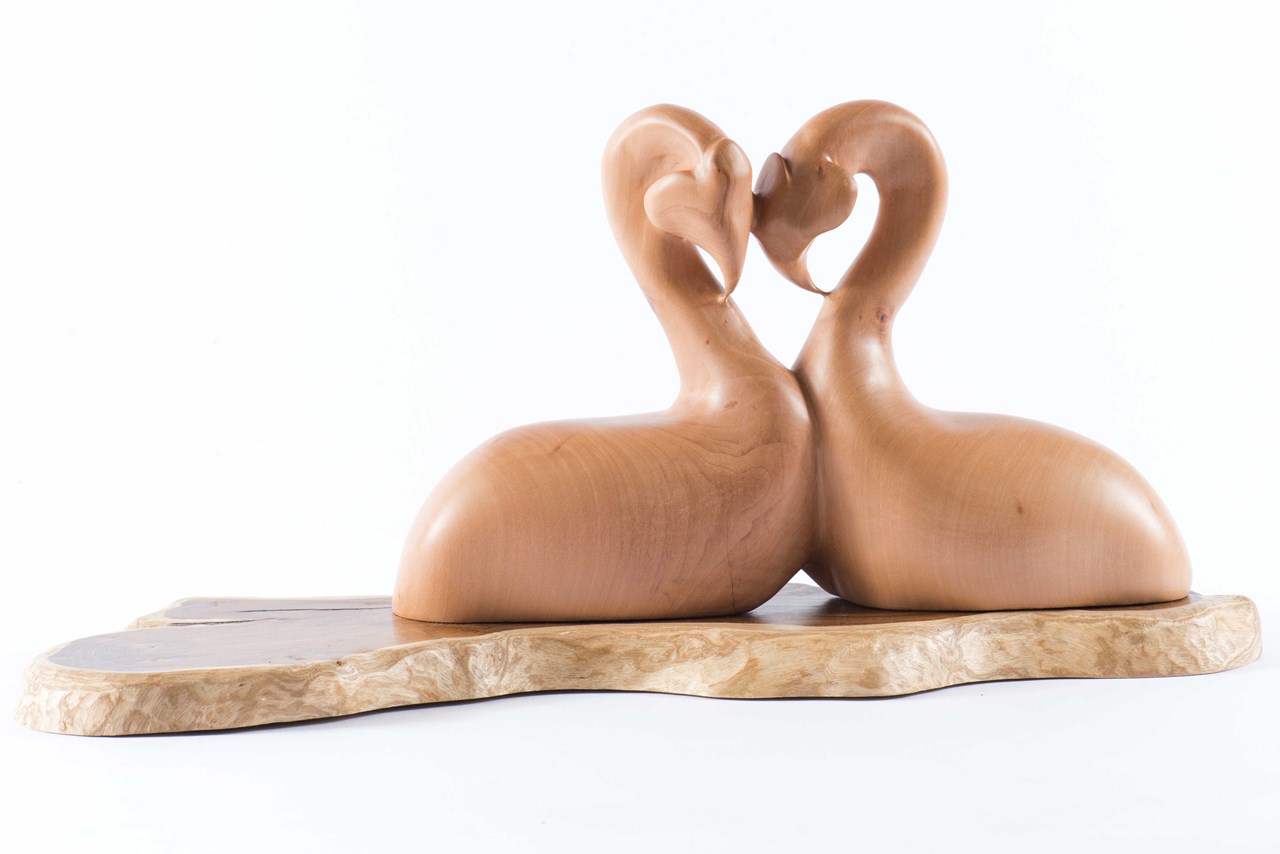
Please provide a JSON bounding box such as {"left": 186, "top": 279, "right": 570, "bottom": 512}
{"left": 17, "top": 101, "right": 1258, "bottom": 737}
{"left": 751, "top": 100, "right": 1192, "bottom": 611}
{"left": 393, "top": 105, "right": 814, "bottom": 622}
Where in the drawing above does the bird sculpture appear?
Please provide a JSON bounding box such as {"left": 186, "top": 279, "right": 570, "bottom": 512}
{"left": 751, "top": 100, "right": 1191, "bottom": 610}
{"left": 393, "top": 105, "right": 814, "bottom": 622}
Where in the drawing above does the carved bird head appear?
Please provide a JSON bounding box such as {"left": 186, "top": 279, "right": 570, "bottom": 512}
{"left": 751, "top": 151, "right": 857, "bottom": 295}
{"left": 643, "top": 135, "right": 753, "bottom": 296}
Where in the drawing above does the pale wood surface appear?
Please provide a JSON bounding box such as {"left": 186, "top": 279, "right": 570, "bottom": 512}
{"left": 752, "top": 101, "right": 1192, "bottom": 610}
{"left": 17, "top": 584, "right": 1260, "bottom": 736}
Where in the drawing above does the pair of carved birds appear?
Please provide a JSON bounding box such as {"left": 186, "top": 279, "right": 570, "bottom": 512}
{"left": 393, "top": 102, "right": 1191, "bottom": 623}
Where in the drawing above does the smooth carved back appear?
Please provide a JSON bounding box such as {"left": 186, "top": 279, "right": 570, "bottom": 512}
{"left": 752, "top": 100, "right": 1192, "bottom": 611}
{"left": 393, "top": 106, "right": 814, "bottom": 623}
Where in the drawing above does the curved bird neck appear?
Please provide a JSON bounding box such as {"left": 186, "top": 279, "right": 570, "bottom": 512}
{"left": 603, "top": 125, "right": 780, "bottom": 400}
{"left": 795, "top": 102, "right": 948, "bottom": 398}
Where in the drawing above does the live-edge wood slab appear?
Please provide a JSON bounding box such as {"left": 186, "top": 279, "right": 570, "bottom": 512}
{"left": 16, "top": 584, "right": 1261, "bottom": 736}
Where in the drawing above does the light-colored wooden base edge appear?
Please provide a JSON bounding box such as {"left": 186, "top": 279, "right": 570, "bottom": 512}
{"left": 16, "top": 588, "right": 1262, "bottom": 736}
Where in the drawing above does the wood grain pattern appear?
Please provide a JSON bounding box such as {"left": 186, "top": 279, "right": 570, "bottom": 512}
{"left": 752, "top": 101, "right": 1192, "bottom": 611}
{"left": 17, "top": 584, "right": 1260, "bottom": 736}
{"left": 393, "top": 105, "right": 814, "bottom": 622}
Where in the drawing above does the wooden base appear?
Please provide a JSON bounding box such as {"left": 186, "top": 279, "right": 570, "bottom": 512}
{"left": 16, "top": 584, "right": 1261, "bottom": 736}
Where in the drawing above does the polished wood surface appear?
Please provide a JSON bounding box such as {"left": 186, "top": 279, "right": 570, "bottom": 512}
{"left": 17, "top": 584, "right": 1259, "bottom": 735}
{"left": 17, "top": 102, "right": 1240, "bottom": 739}
{"left": 753, "top": 101, "right": 1192, "bottom": 610}
{"left": 393, "top": 105, "right": 813, "bottom": 622}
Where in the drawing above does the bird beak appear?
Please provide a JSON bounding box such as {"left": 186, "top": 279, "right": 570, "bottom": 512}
{"left": 713, "top": 245, "right": 744, "bottom": 299}
{"left": 774, "top": 249, "right": 825, "bottom": 295}
{"left": 715, "top": 183, "right": 751, "bottom": 299}
{"left": 752, "top": 210, "right": 827, "bottom": 296}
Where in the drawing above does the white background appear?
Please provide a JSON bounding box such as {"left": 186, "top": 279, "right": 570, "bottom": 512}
{"left": 2, "top": 1, "right": 1278, "bottom": 850}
